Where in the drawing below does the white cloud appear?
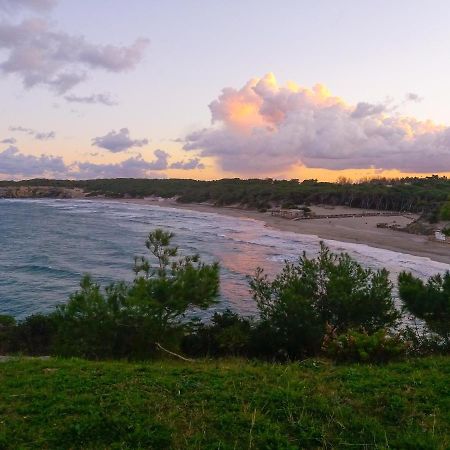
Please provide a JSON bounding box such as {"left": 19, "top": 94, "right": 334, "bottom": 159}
{"left": 184, "top": 73, "right": 450, "bottom": 174}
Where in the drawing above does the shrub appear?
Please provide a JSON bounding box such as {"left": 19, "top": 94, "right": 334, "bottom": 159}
{"left": 323, "top": 328, "right": 407, "bottom": 363}
{"left": 182, "top": 309, "right": 252, "bottom": 357}
{"left": 398, "top": 271, "right": 450, "bottom": 346}
{"left": 12, "top": 314, "right": 57, "bottom": 355}
{"left": 0, "top": 315, "right": 16, "bottom": 327}
{"left": 0, "top": 315, "right": 16, "bottom": 353}
{"left": 440, "top": 199, "right": 450, "bottom": 220}
{"left": 53, "top": 229, "right": 220, "bottom": 359}
{"left": 249, "top": 243, "right": 399, "bottom": 360}
{"left": 400, "top": 325, "right": 446, "bottom": 356}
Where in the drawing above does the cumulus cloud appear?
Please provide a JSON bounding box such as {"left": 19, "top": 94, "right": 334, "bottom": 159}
{"left": 0, "top": 0, "right": 56, "bottom": 13}
{"left": 184, "top": 73, "right": 450, "bottom": 173}
{"left": 64, "top": 93, "right": 118, "bottom": 106}
{"left": 92, "top": 128, "right": 149, "bottom": 152}
{"left": 0, "top": 18, "right": 149, "bottom": 94}
{"left": 170, "top": 157, "right": 205, "bottom": 170}
{"left": 0, "top": 145, "right": 66, "bottom": 177}
{"left": 10, "top": 125, "right": 55, "bottom": 140}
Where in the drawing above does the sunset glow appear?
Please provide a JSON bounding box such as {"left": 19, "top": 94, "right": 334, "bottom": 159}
{"left": 1, "top": 1, "right": 450, "bottom": 181}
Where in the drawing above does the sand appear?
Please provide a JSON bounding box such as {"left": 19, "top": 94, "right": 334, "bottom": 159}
{"left": 99, "top": 197, "right": 450, "bottom": 266}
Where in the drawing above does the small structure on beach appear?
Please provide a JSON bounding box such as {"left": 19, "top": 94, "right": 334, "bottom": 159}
{"left": 270, "top": 208, "right": 307, "bottom": 219}
{"left": 434, "top": 230, "right": 447, "bottom": 242}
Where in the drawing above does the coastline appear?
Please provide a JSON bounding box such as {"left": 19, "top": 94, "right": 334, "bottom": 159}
{"left": 101, "top": 197, "right": 450, "bottom": 266}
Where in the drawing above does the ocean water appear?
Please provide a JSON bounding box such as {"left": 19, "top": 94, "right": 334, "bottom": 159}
{"left": 1, "top": 199, "right": 449, "bottom": 319}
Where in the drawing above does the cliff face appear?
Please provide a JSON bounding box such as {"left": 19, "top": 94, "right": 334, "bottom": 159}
{"left": 0, "top": 186, "right": 85, "bottom": 199}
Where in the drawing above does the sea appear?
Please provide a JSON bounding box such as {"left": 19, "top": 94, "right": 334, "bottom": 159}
{"left": 1, "top": 198, "right": 449, "bottom": 319}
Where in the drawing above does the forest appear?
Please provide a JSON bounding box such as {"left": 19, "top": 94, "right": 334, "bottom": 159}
{"left": 1, "top": 175, "right": 450, "bottom": 219}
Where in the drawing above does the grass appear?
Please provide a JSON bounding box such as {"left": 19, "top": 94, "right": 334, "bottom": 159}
{"left": 0, "top": 356, "right": 448, "bottom": 449}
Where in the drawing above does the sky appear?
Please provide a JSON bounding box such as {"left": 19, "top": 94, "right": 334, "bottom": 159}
{"left": 1, "top": 0, "right": 450, "bottom": 181}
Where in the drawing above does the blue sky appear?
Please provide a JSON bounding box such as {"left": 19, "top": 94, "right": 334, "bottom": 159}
{"left": 1, "top": 0, "right": 450, "bottom": 180}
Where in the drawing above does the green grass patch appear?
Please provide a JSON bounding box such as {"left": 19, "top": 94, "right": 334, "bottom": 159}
{"left": 0, "top": 357, "right": 448, "bottom": 449}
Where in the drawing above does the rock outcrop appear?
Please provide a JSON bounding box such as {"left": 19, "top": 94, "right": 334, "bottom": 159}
{"left": 0, "top": 186, "right": 85, "bottom": 199}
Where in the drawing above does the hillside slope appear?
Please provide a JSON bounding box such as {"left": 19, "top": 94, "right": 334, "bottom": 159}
{"left": 0, "top": 357, "right": 449, "bottom": 449}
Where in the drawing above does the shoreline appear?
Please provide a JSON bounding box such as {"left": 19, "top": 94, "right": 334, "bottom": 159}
{"left": 100, "top": 197, "right": 450, "bottom": 266}
{"left": 3, "top": 195, "right": 449, "bottom": 265}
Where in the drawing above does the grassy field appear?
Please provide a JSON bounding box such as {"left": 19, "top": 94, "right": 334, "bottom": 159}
{"left": 0, "top": 357, "right": 448, "bottom": 449}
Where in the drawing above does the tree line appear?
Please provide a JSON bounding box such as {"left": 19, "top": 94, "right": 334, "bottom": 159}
{"left": 0, "top": 229, "right": 448, "bottom": 363}
{"left": 2, "top": 175, "right": 450, "bottom": 219}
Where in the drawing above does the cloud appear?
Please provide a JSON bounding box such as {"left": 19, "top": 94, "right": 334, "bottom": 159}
{"left": 170, "top": 157, "right": 205, "bottom": 170}
{"left": 0, "top": 144, "right": 204, "bottom": 179}
{"left": 92, "top": 128, "right": 148, "bottom": 152}
{"left": 0, "top": 0, "right": 56, "bottom": 13}
{"left": 149, "top": 149, "right": 169, "bottom": 170}
{"left": 0, "top": 137, "right": 16, "bottom": 144}
{"left": 10, "top": 125, "right": 55, "bottom": 140}
{"left": 184, "top": 73, "right": 450, "bottom": 174}
{"left": 0, "top": 18, "right": 149, "bottom": 94}
{"left": 72, "top": 152, "right": 168, "bottom": 179}
{"left": 0, "top": 147, "right": 169, "bottom": 179}
{"left": 34, "top": 131, "right": 55, "bottom": 140}
{"left": 351, "top": 102, "right": 386, "bottom": 119}
{"left": 405, "top": 92, "right": 422, "bottom": 103}
{"left": 64, "top": 93, "right": 117, "bottom": 106}
{"left": 0, "top": 145, "right": 67, "bottom": 177}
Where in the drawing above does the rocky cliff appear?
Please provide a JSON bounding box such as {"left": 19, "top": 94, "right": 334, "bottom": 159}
{"left": 0, "top": 186, "right": 85, "bottom": 199}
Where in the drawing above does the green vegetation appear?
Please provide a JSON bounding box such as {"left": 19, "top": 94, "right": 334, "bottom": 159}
{"left": 2, "top": 175, "right": 450, "bottom": 216}
{"left": 0, "top": 356, "right": 448, "bottom": 449}
{"left": 28, "top": 230, "right": 218, "bottom": 360}
{"left": 399, "top": 271, "right": 450, "bottom": 345}
{"left": 249, "top": 243, "right": 398, "bottom": 360}
{"left": 1, "top": 229, "right": 449, "bottom": 362}
{"left": 1, "top": 229, "right": 449, "bottom": 448}
{"left": 441, "top": 198, "right": 450, "bottom": 220}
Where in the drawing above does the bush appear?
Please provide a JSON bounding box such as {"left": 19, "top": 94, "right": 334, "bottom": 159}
{"left": 182, "top": 310, "right": 252, "bottom": 357}
{"left": 400, "top": 325, "right": 446, "bottom": 356}
{"left": 53, "top": 229, "right": 220, "bottom": 359}
{"left": 323, "top": 328, "right": 407, "bottom": 363}
{"left": 11, "top": 314, "right": 57, "bottom": 355}
{"left": 0, "top": 315, "right": 16, "bottom": 353}
{"left": 249, "top": 243, "right": 399, "bottom": 360}
{"left": 398, "top": 271, "right": 450, "bottom": 346}
{"left": 440, "top": 199, "right": 450, "bottom": 220}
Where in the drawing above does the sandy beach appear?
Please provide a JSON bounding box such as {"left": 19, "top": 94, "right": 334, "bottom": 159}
{"left": 103, "top": 197, "right": 450, "bottom": 265}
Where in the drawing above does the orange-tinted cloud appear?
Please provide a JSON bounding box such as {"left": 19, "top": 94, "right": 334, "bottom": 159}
{"left": 184, "top": 73, "right": 450, "bottom": 175}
